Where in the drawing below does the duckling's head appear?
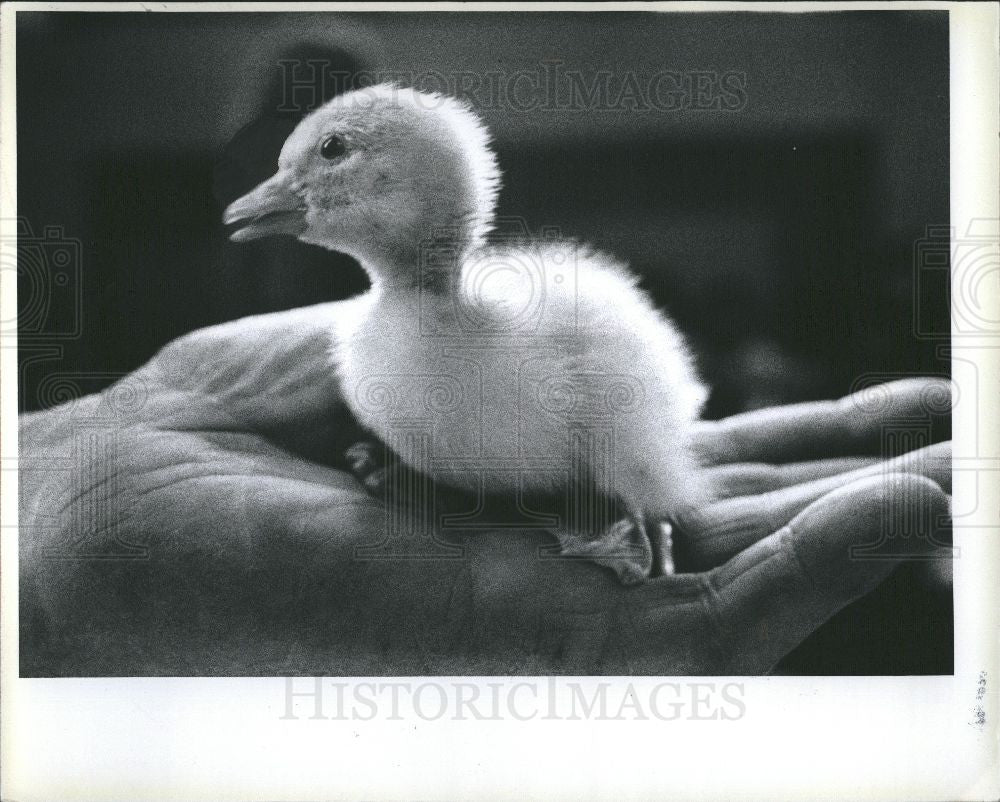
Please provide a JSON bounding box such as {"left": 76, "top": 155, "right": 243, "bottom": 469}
{"left": 224, "top": 84, "right": 500, "bottom": 283}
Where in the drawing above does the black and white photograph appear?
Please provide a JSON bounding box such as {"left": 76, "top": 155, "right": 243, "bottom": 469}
{"left": 2, "top": 3, "right": 998, "bottom": 800}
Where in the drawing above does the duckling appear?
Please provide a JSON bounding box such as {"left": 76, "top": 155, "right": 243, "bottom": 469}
{"left": 224, "top": 84, "right": 708, "bottom": 583}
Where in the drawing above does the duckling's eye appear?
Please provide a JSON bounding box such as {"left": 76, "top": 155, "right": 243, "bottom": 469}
{"left": 320, "top": 135, "right": 347, "bottom": 160}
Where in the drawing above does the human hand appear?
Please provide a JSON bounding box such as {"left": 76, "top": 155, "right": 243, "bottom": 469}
{"left": 19, "top": 303, "right": 950, "bottom": 675}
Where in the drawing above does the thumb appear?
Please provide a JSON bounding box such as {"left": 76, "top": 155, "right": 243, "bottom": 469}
{"left": 705, "top": 472, "right": 950, "bottom": 674}
{"left": 146, "top": 303, "right": 362, "bottom": 460}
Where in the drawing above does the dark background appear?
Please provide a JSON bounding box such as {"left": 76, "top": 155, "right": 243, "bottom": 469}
{"left": 16, "top": 11, "right": 952, "bottom": 673}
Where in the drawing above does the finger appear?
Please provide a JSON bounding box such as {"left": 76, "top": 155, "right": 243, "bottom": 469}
{"left": 153, "top": 301, "right": 343, "bottom": 399}
{"left": 692, "top": 377, "right": 952, "bottom": 465}
{"left": 677, "top": 442, "right": 950, "bottom": 570}
{"left": 704, "top": 456, "right": 881, "bottom": 498}
{"left": 701, "top": 472, "right": 950, "bottom": 674}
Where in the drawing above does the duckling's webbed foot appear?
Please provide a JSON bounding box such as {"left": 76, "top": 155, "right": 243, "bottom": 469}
{"left": 554, "top": 516, "right": 676, "bottom": 586}
{"left": 346, "top": 441, "right": 678, "bottom": 584}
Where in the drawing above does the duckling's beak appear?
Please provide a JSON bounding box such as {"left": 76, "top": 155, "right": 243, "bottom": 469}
{"left": 224, "top": 172, "right": 307, "bottom": 242}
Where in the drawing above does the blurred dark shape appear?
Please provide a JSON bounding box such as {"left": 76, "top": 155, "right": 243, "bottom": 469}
{"left": 214, "top": 43, "right": 363, "bottom": 203}
{"left": 717, "top": 336, "right": 827, "bottom": 411}
{"left": 212, "top": 44, "right": 370, "bottom": 316}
